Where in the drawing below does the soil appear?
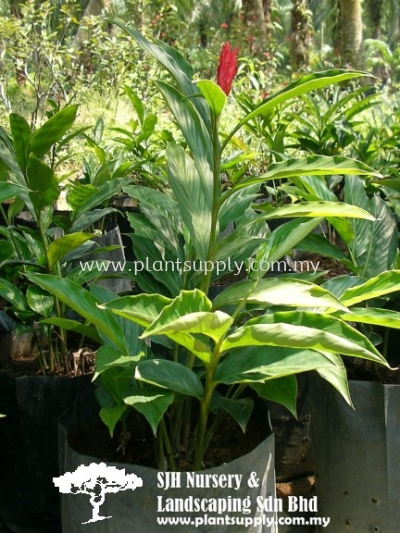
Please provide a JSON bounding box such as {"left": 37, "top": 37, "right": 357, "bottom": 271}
{"left": 73, "top": 407, "right": 268, "bottom": 471}
{"left": 0, "top": 347, "right": 96, "bottom": 378}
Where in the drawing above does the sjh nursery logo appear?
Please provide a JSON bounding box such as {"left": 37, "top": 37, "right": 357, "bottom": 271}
{"left": 53, "top": 463, "right": 143, "bottom": 524}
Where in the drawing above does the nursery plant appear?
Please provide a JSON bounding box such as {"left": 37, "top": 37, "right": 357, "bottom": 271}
{"left": 0, "top": 106, "right": 134, "bottom": 371}
{"left": 27, "top": 29, "right": 393, "bottom": 475}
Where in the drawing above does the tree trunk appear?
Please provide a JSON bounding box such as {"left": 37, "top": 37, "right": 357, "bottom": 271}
{"left": 262, "top": 0, "right": 272, "bottom": 38}
{"left": 253, "top": 0, "right": 268, "bottom": 48}
{"left": 365, "top": 0, "right": 383, "bottom": 39}
{"left": 338, "top": 0, "right": 363, "bottom": 68}
{"left": 290, "top": 0, "right": 312, "bottom": 70}
{"left": 74, "top": 0, "right": 110, "bottom": 50}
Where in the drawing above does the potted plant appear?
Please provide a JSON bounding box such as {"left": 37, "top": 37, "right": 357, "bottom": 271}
{"left": 0, "top": 106, "right": 133, "bottom": 531}
{"left": 306, "top": 175, "right": 400, "bottom": 532}
{"left": 28, "top": 30, "right": 392, "bottom": 532}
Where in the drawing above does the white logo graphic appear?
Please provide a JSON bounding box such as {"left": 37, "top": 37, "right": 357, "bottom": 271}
{"left": 53, "top": 462, "right": 143, "bottom": 524}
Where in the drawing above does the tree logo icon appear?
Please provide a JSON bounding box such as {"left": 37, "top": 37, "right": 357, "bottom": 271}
{"left": 53, "top": 462, "right": 143, "bottom": 524}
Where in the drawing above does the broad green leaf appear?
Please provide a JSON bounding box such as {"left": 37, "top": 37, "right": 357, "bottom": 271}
{"left": 211, "top": 394, "right": 254, "bottom": 433}
{"left": 0, "top": 279, "right": 26, "bottom": 311}
{"left": 142, "top": 310, "right": 233, "bottom": 344}
{"left": 295, "top": 233, "right": 351, "bottom": 265}
{"left": 334, "top": 307, "right": 400, "bottom": 329}
{"left": 0, "top": 182, "right": 29, "bottom": 203}
{"left": 344, "top": 177, "right": 397, "bottom": 277}
{"left": 340, "top": 271, "right": 400, "bottom": 307}
{"left": 70, "top": 208, "right": 118, "bottom": 232}
{"left": 254, "top": 217, "right": 322, "bottom": 272}
{"left": 9, "top": 113, "right": 31, "bottom": 171}
{"left": 100, "top": 405, "right": 127, "bottom": 436}
{"left": 90, "top": 285, "right": 148, "bottom": 358}
{"left": 236, "top": 156, "right": 381, "bottom": 190}
{"left": 197, "top": 80, "right": 227, "bottom": 117}
{"left": 103, "top": 293, "right": 173, "bottom": 328}
{"left": 219, "top": 184, "right": 260, "bottom": 230}
{"left": 26, "top": 156, "right": 59, "bottom": 212}
{"left": 166, "top": 143, "right": 212, "bottom": 260}
{"left": 252, "top": 201, "right": 375, "bottom": 222}
{"left": 156, "top": 81, "right": 214, "bottom": 200}
{"left": 322, "top": 275, "right": 366, "bottom": 299}
{"left": 135, "top": 359, "right": 204, "bottom": 399}
{"left": 25, "top": 273, "right": 125, "bottom": 352}
{"left": 114, "top": 22, "right": 211, "bottom": 128}
{"left": 224, "top": 70, "right": 371, "bottom": 147}
{"left": 124, "top": 381, "right": 174, "bottom": 436}
{"left": 26, "top": 286, "right": 53, "bottom": 317}
{"left": 67, "top": 184, "right": 98, "bottom": 211}
{"left": 215, "top": 345, "right": 344, "bottom": 383}
{"left": 47, "top": 233, "right": 95, "bottom": 271}
{"left": 250, "top": 376, "right": 298, "bottom": 417}
{"left": 39, "top": 317, "right": 101, "bottom": 344}
{"left": 141, "top": 290, "right": 213, "bottom": 361}
{"left": 30, "top": 105, "right": 78, "bottom": 159}
{"left": 74, "top": 178, "right": 132, "bottom": 218}
{"left": 213, "top": 278, "right": 347, "bottom": 311}
{"left": 94, "top": 344, "right": 144, "bottom": 379}
{"left": 221, "top": 311, "right": 386, "bottom": 364}
{"left": 0, "top": 127, "right": 23, "bottom": 179}
{"left": 314, "top": 352, "right": 352, "bottom": 406}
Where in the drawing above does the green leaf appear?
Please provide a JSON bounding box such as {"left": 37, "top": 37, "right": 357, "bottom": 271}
{"left": 25, "top": 273, "right": 125, "bottom": 352}
{"left": 315, "top": 352, "right": 352, "bottom": 407}
{"left": 39, "top": 317, "right": 101, "bottom": 344}
{"left": 70, "top": 208, "right": 118, "bottom": 232}
{"left": 100, "top": 405, "right": 127, "bottom": 436}
{"left": 26, "top": 156, "right": 59, "bottom": 212}
{"left": 143, "top": 309, "right": 233, "bottom": 344}
{"left": 255, "top": 217, "right": 322, "bottom": 271}
{"left": 211, "top": 394, "right": 254, "bottom": 433}
{"left": 197, "top": 80, "right": 227, "bottom": 117}
{"left": 156, "top": 80, "right": 214, "bottom": 176}
{"left": 250, "top": 376, "right": 298, "bottom": 418}
{"left": 67, "top": 184, "right": 98, "bottom": 211}
{"left": 252, "top": 201, "right": 375, "bottom": 222}
{"left": 47, "top": 232, "right": 95, "bottom": 271}
{"left": 124, "top": 381, "right": 174, "bottom": 436}
{"left": 30, "top": 105, "right": 78, "bottom": 159}
{"left": 0, "top": 182, "right": 29, "bottom": 203}
{"left": 26, "top": 286, "right": 53, "bottom": 317}
{"left": 213, "top": 278, "right": 347, "bottom": 311}
{"left": 166, "top": 143, "right": 212, "bottom": 260}
{"left": 295, "top": 233, "right": 351, "bottom": 265}
{"left": 215, "top": 345, "right": 344, "bottom": 383}
{"left": 9, "top": 113, "right": 31, "bottom": 171}
{"left": 240, "top": 156, "right": 381, "bottom": 189}
{"left": 220, "top": 311, "right": 386, "bottom": 364}
{"left": 103, "top": 293, "right": 173, "bottom": 328}
{"left": 135, "top": 359, "right": 204, "bottom": 399}
{"left": 94, "top": 344, "right": 144, "bottom": 379}
{"left": 225, "top": 70, "right": 371, "bottom": 147}
{"left": 142, "top": 290, "right": 213, "bottom": 362}
{"left": 344, "top": 177, "right": 397, "bottom": 277}
{"left": 334, "top": 307, "right": 400, "bottom": 329}
{"left": 340, "top": 271, "right": 400, "bottom": 307}
{"left": 0, "top": 279, "right": 26, "bottom": 311}
{"left": 74, "top": 178, "right": 132, "bottom": 219}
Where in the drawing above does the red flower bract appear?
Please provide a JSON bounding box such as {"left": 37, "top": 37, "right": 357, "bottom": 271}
{"left": 217, "top": 43, "right": 239, "bottom": 96}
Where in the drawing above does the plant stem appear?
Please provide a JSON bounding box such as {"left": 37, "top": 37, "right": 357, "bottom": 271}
{"left": 38, "top": 215, "right": 68, "bottom": 372}
{"left": 160, "top": 418, "right": 176, "bottom": 471}
{"left": 200, "top": 112, "right": 221, "bottom": 295}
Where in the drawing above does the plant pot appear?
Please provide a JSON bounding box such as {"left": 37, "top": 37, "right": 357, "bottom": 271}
{"left": 310, "top": 377, "right": 400, "bottom": 533}
{"left": 0, "top": 373, "right": 93, "bottom": 532}
{"left": 58, "top": 391, "right": 278, "bottom": 532}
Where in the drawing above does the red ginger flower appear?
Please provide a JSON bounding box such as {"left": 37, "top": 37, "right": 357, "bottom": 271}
{"left": 217, "top": 43, "right": 239, "bottom": 96}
